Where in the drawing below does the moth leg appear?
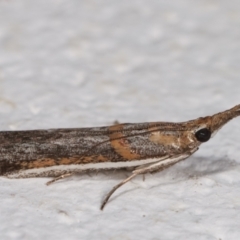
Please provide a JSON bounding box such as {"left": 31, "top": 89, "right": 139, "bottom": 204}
{"left": 46, "top": 173, "right": 73, "bottom": 186}
{"left": 101, "top": 172, "right": 138, "bottom": 210}
{"left": 101, "top": 162, "right": 169, "bottom": 210}
{"left": 101, "top": 148, "right": 198, "bottom": 210}
{"left": 134, "top": 148, "right": 199, "bottom": 175}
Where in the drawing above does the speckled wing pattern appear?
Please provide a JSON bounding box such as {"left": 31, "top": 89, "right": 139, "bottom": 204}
{"left": 0, "top": 122, "right": 199, "bottom": 178}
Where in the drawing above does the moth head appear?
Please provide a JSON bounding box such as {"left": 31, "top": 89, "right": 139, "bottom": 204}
{"left": 191, "top": 104, "right": 240, "bottom": 143}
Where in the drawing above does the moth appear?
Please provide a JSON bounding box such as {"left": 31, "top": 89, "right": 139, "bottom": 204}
{"left": 0, "top": 104, "right": 239, "bottom": 210}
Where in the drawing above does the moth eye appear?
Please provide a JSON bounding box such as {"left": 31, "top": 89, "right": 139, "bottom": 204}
{"left": 195, "top": 128, "right": 211, "bottom": 142}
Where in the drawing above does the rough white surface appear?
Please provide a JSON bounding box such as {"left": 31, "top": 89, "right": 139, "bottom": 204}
{"left": 0, "top": 0, "right": 240, "bottom": 239}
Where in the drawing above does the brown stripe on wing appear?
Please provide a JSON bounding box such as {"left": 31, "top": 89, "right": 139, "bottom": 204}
{"left": 1, "top": 154, "right": 111, "bottom": 175}
{"left": 108, "top": 124, "right": 141, "bottom": 161}
{"left": 21, "top": 154, "right": 110, "bottom": 168}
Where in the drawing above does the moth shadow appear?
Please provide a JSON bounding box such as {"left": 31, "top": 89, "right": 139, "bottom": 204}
{"left": 47, "top": 168, "right": 134, "bottom": 185}
{"left": 166, "top": 156, "right": 239, "bottom": 179}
